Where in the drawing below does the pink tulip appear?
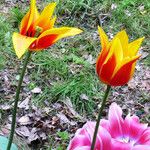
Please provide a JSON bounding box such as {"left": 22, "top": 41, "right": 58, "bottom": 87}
{"left": 68, "top": 103, "right": 150, "bottom": 150}
{"left": 100, "top": 103, "right": 150, "bottom": 150}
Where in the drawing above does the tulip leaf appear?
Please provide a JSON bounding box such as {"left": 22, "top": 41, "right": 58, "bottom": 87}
{"left": 0, "top": 136, "right": 18, "bottom": 150}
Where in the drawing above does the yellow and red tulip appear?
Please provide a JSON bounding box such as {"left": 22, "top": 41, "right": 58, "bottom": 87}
{"left": 12, "top": 0, "right": 82, "bottom": 58}
{"left": 96, "top": 26, "right": 144, "bottom": 86}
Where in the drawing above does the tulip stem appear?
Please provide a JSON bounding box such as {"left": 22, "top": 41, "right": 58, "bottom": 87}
{"left": 7, "top": 51, "right": 32, "bottom": 150}
{"left": 91, "top": 85, "right": 111, "bottom": 150}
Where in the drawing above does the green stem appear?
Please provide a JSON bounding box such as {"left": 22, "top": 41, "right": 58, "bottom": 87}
{"left": 7, "top": 51, "right": 32, "bottom": 150}
{"left": 91, "top": 85, "right": 111, "bottom": 150}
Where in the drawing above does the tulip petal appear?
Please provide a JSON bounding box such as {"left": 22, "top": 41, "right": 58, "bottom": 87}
{"left": 97, "top": 127, "right": 112, "bottom": 150}
{"left": 98, "top": 26, "right": 109, "bottom": 52}
{"left": 34, "top": 2, "right": 56, "bottom": 30}
{"left": 110, "top": 55, "right": 140, "bottom": 86}
{"left": 30, "top": 27, "right": 82, "bottom": 50}
{"left": 84, "top": 122, "right": 112, "bottom": 150}
{"left": 128, "top": 37, "right": 145, "bottom": 56}
{"left": 114, "top": 30, "right": 128, "bottom": 55}
{"left": 12, "top": 32, "right": 37, "bottom": 58}
{"left": 99, "top": 53, "right": 116, "bottom": 84}
{"left": 108, "top": 103, "right": 124, "bottom": 138}
{"left": 100, "top": 119, "right": 110, "bottom": 131}
{"left": 137, "top": 128, "right": 150, "bottom": 145}
{"left": 123, "top": 115, "right": 148, "bottom": 142}
{"left": 38, "top": 2, "right": 56, "bottom": 21}
{"left": 96, "top": 27, "right": 110, "bottom": 76}
{"left": 104, "top": 38, "right": 123, "bottom": 65}
{"left": 68, "top": 135, "right": 91, "bottom": 150}
{"left": 20, "top": 0, "right": 39, "bottom": 35}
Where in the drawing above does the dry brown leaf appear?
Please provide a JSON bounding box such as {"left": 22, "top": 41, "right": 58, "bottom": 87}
{"left": 15, "top": 126, "right": 30, "bottom": 137}
{"left": 27, "top": 128, "right": 39, "bottom": 144}
{"left": 63, "top": 97, "right": 85, "bottom": 120}
{"left": 18, "top": 97, "right": 30, "bottom": 110}
{"left": 18, "top": 115, "right": 32, "bottom": 125}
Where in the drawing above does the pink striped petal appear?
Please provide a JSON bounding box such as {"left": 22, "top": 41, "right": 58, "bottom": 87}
{"left": 85, "top": 122, "right": 112, "bottom": 150}
{"left": 124, "top": 115, "right": 148, "bottom": 141}
{"left": 100, "top": 119, "right": 110, "bottom": 131}
{"left": 108, "top": 103, "right": 124, "bottom": 138}
{"left": 137, "top": 127, "right": 150, "bottom": 145}
{"left": 68, "top": 135, "right": 91, "bottom": 150}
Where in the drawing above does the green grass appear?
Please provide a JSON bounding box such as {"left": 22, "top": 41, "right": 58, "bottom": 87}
{"left": 0, "top": 0, "right": 150, "bottom": 113}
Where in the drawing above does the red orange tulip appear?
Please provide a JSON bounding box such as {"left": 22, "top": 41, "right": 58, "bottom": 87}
{"left": 96, "top": 27, "right": 144, "bottom": 86}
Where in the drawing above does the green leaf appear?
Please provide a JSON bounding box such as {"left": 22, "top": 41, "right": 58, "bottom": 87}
{"left": 0, "top": 136, "right": 18, "bottom": 150}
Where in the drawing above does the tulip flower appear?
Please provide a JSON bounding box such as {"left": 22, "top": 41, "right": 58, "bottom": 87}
{"left": 12, "top": 0, "right": 82, "bottom": 58}
{"left": 68, "top": 121, "right": 112, "bottom": 150}
{"left": 68, "top": 103, "right": 150, "bottom": 150}
{"left": 100, "top": 103, "right": 150, "bottom": 150}
{"left": 96, "top": 26, "right": 144, "bottom": 86}
{"left": 7, "top": 1, "right": 82, "bottom": 149}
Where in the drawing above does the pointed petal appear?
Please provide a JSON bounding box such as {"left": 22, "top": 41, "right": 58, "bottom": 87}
{"left": 35, "top": 2, "right": 56, "bottom": 29}
{"left": 114, "top": 30, "right": 128, "bottom": 55}
{"left": 40, "top": 2, "right": 56, "bottom": 20}
{"left": 97, "top": 127, "right": 112, "bottom": 150}
{"left": 104, "top": 37, "right": 123, "bottom": 65}
{"left": 84, "top": 122, "right": 112, "bottom": 150}
{"left": 124, "top": 115, "right": 148, "bottom": 142}
{"left": 54, "top": 27, "right": 83, "bottom": 41}
{"left": 137, "top": 127, "right": 150, "bottom": 145}
{"left": 96, "top": 27, "right": 110, "bottom": 77}
{"left": 98, "top": 26, "right": 109, "bottom": 51}
{"left": 20, "top": 0, "right": 39, "bottom": 35}
{"left": 110, "top": 55, "right": 140, "bottom": 86}
{"left": 128, "top": 37, "right": 144, "bottom": 56}
{"left": 30, "top": 27, "right": 83, "bottom": 50}
{"left": 108, "top": 103, "right": 124, "bottom": 138}
{"left": 12, "top": 32, "right": 37, "bottom": 58}
{"left": 99, "top": 53, "right": 116, "bottom": 84}
{"left": 20, "top": 10, "right": 30, "bottom": 35}
{"left": 68, "top": 135, "right": 91, "bottom": 150}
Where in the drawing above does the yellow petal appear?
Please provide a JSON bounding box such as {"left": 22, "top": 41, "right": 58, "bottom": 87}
{"left": 98, "top": 26, "right": 109, "bottom": 51}
{"left": 114, "top": 30, "right": 128, "bottom": 56}
{"left": 35, "top": 2, "right": 56, "bottom": 28}
{"left": 20, "top": 0, "right": 39, "bottom": 34}
{"left": 104, "top": 38, "right": 123, "bottom": 65}
{"left": 128, "top": 37, "right": 144, "bottom": 56}
{"left": 38, "top": 27, "right": 83, "bottom": 42}
{"left": 12, "top": 32, "right": 37, "bottom": 58}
